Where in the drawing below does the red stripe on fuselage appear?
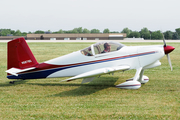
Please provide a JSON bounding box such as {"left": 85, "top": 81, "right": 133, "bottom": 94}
{"left": 20, "top": 51, "right": 156, "bottom": 74}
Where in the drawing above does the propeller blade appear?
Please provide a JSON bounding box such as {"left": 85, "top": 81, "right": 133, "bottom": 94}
{"left": 166, "top": 54, "right": 173, "bottom": 71}
{"left": 162, "top": 33, "right": 166, "bottom": 47}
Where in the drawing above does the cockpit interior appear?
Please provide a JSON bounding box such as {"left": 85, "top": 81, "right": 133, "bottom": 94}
{"left": 81, "top": 41, "right": 125, "bottom": 56}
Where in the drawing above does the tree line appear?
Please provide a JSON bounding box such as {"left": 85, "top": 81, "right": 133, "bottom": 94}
{"left": 121, "top": 28, "right": 180, "bottom": 40}
{"left": 0, "top": 27, "right": 180, "bottom": 40}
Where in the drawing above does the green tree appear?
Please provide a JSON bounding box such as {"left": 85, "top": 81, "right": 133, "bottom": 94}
{"left": 63, "top": 30, "right": 72, "bottom": 34}
{"left": 151, "top": 30, "right": 163, "bottom": 40}
{"left": 121, "top": 28, "right": 132, "bottom": 37}
{"left": 128, "top": 31, "right": 140, "bottom": 38}
{"left": 110, "top": 31, "right": 119, "bottom": 33}
{"left": 71, "top": 29, "right": 78, "bottom": 33}
{"left": 35, "top": 30, "right": 44, "bottom": 34}
{"left": 103, "top": 28, "right": 110, "bottom": 33}
{"left": 175, "top": 28, "right": 180, "bottom": 35}
{"left": 172, "top": 32, "right": 179, "bottom": 40}
{"left": 58, "top": 29, "right": 64, "bottom": 34}
{"left": 70, "top": 27, "right": 83, "bottom": 33}
{"left": 53, "top": 29, "right": 64, "bottom": 34}
{"left": 140, "top": 27, "right": 150, "bottom": 39}
{"left": 91, "top": 29, "right": 100, "bottom": 33}
{"left": 46, "top": 30, "right": 52, "bottom": 34}
{"left": 82, "top": 28, "right": 90, "bottom": 33}
{"left": 175, "top": 28, "right": 180, "bottom": 39}
{"left": 14, "top": 30, "right": 22, "bottom": 36}
{"left": 0, "top": 29, "right": 12, "bottom": 36}
{"left": 10, "top": 30, "right": 15, "bottom": 35}
{"left": 164, "top": 31, "right": 173, "bottom": 40}
{"left": 21, "top": 32, "right": 27, "bottom": 36}
{"left": 77, "top": 27, "right": 83, "bottom": 33}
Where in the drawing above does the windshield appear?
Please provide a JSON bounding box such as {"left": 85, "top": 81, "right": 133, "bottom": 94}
{"left": 81, "top": 46, "right": 93, "bottom": 56}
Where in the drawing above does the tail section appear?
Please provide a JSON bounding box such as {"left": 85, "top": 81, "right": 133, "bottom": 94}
{"left": 7, "top": 37, "right": 38, "bottom": 70}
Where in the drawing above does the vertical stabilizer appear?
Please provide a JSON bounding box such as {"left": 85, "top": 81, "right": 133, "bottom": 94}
{"left": 7, "top": 37, "right": 38, "bottom": 69}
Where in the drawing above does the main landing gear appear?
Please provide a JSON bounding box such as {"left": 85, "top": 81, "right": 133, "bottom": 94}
{"left": 9, "top": 79, "right": 26, "bottom": 84}
{"left": 9, "top": 81, "right": 15, "bottom": 84}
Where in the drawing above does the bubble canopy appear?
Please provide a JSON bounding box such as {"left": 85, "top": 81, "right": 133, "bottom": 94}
{"left": 81, "top": 41, "right": 125, "bottom": 56}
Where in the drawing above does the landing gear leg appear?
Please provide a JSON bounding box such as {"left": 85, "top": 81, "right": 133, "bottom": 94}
{"left": 133, "top": 67, "right": 143, "bottom": 81}
{"left": 138, "top": 69, "right": 144, "bottom": 83}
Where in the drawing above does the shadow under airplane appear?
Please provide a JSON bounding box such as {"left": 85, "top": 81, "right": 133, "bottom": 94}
{"left": 26, "top": 76, "right": 120, "bottom": 97}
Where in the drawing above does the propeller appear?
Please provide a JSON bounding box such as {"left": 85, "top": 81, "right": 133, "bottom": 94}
{"left": 162, "top": 33, "right": 175, "bottom": 71}
{"left": 167, "top": 54, "right": 172, "bottom": 71}
{"left": 162, "top": 33, "right": 166, "bottom": 47}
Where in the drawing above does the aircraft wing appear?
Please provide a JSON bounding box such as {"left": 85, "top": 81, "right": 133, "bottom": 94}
{"left": 6, "top": 67, "right": 36, "bottom": 76}
{"left": 62, "top": 65, "right": 130, "bottom": 82}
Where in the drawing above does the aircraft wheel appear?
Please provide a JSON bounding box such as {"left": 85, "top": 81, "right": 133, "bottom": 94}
{"left": 9, "top": 81, "right": 15, "bottom": 84}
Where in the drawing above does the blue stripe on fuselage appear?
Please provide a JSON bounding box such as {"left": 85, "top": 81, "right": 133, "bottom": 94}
{"left": 7, "top": 51, "right": 156, "bottom": 79}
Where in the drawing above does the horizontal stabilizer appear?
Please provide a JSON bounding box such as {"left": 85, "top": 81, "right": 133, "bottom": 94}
{"left": 62, "top": 65, "right": 130, "bottom": 82}
{"left": 6, "top": 67, "right": 36, "bottom": 76}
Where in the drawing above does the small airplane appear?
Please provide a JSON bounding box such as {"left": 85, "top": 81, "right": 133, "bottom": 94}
{"left": 6, "top": 37, "right": 175, "bottom": 89}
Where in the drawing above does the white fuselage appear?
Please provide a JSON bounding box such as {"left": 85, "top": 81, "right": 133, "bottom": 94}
{"left": 45, "top": 45, "right": 165, "bottom": 78}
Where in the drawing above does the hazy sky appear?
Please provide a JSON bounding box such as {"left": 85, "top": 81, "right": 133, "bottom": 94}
{"left": 1, "top": 0, "right": 180, "bottom": 32}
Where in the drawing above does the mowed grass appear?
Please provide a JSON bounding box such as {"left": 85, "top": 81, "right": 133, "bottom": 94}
{"left": 0, "top": 41, "right": 179, "bottom": 119}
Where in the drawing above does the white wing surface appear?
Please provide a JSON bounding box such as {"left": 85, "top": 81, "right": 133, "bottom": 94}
{"left": 62, "top": 65, "right": 130, "bottom": 82}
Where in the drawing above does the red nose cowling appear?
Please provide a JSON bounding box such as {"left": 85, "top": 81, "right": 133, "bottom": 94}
{"left": 164, "top": 45, "right": 175, "bottom": 54}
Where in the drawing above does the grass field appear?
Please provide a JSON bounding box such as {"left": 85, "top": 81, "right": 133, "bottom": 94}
{"left": 0, "top": 42, "right": 179, "bottom": 119}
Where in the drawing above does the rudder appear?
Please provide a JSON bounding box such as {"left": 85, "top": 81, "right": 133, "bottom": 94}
{"left": 7, "top": 37, "right": 38, "bottom": 69}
